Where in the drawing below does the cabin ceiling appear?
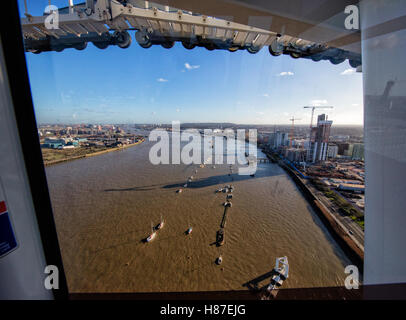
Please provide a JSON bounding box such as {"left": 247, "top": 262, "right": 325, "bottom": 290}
{"left": 152, "top": 0, "right": 361, "bottom": 52}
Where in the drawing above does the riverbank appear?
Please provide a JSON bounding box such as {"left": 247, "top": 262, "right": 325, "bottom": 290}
{"left": 42, "top": 139, "right": 145, "bottom": 166}
{"left": 263, "top": 149, "right": 364, "bottom": 271}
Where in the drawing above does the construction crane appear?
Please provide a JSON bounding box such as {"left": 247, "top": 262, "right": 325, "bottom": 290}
{"left": 303, "top": 106, "right": 334, "bottom": 139}
{"left": 289, "top": 116, "right": 301, "bottom": 148}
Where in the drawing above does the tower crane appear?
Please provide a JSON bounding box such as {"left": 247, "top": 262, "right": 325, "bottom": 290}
{"left": 289, "top": 116, "right": 301, "bottom": 148}
{"left": 303, "top": 106, "right": 334, "bottom": 139}
{"left": 303, "top": 106, "right": 333, "bottom": 164}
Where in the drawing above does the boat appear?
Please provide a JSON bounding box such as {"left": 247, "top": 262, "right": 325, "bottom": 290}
{"left": 146, "top": 232, "right": 156, "bottom": 242}
{"left": 267, "top": 256, "right": 289, "bottom": 292}
{"left": 223, "top": 201, "right": 232, "bottom": 207}
{"left": 216, "top": 229, "right": 225, "bottom": 246}
{"left": 155, "top": 216, "right": 164, "bottom": 230}
{"left": 146, "top": 223, "right": 156, "bottom": 243}
{"left": 186, "top": 227, "right": 193, "bottom": 235}
{"left": 176, "top": 188, "right": 182, "bottom": 193}
{"left": 216, "top": 255, "right": 223, "bottom": 265}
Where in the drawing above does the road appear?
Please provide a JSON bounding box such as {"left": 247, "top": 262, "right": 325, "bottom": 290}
{"left": 305, "top": 181, "right": 364, "bottom": 250}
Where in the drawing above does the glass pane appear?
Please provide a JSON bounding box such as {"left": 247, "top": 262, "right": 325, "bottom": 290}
{"left": 19, "top": 0, "right": 370, "bottom": 296}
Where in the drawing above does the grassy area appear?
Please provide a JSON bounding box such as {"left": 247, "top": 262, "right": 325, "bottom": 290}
{"left": 311, "top": 178, "right": 364, "bottom": 230}
{"left": 41, "top": 139, "right": 145, "bottom": 165}
{"left": 41, "top": 146, "right": 109, "bottom": 164}
{"left": 324, "top": 190, "right": 364, "bottom": 230}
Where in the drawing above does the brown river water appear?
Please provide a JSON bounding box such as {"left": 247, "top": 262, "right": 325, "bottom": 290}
{"left": 45, "top": 132, "right": 351, "bottom": 292}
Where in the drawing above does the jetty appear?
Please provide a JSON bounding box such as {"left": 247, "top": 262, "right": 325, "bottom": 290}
{"left": 220, "top": 206, "right": 229, "bottom": 228}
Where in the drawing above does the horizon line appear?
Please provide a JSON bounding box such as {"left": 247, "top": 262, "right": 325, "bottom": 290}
{"left": 37, "top": 122, "right": 364, "bottom": 126}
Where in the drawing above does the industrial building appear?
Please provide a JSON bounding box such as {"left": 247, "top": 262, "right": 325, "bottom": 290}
{"left": 338, "top": 183, "right": 365, "bottom": 194}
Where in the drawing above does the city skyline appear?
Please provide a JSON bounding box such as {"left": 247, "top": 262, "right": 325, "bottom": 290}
{"left": 37, "top": 122, "right": 363, "bottom": 128}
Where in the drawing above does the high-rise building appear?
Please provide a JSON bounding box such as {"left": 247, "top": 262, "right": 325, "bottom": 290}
{"left": 285, "top": 148, "right": 307, "bottom": 162}
{"left": 352, "top": 143, "right": 365, "bottom": 160}
{"left": 269, "top": 131, "right": 289, "bottom": 149}
{"left": 337, "top": 142, "right": 349, "bottom": 155}
{"left": 327, "top": 144, "right": 338, "bottom": 159}
{"left": 345, "top": 144, "right": 354, "bottom": 157}
{"left": 310, "top": 114, "right": 333, "bottom": 162}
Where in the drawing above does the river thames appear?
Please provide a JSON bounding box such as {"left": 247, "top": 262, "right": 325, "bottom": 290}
{"left": 45, "top": 132, "right": 351, "bottom": 292}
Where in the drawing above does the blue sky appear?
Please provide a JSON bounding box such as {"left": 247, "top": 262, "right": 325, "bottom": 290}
{"left": 20, "top": 0, "right": 364, "bottom": 125}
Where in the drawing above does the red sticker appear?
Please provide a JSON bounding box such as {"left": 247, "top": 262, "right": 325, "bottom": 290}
{"left": 0, "top": 201, "right": 6, "bottom": 214}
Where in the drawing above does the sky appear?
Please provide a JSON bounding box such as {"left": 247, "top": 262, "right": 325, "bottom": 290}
{"left": 20, "top": 0, "right": 364, "bottom": 125}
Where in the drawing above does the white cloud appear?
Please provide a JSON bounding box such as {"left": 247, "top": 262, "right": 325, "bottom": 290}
{"left": 185, "top": 62, "right": 200, "bottom": 70}
{"left": 341, "top": 69, "right": 356, "bottom": 75}
{"left": 352, "top": 103, "right": 359, "bottom": 106}
{"left": 310, "top": 99, "right": 328, "bottom": 106}
{"left": 157, "top": 78, "right": 168, "bottom": 82}
{"left": 176, "top": 108, "right": 180, "bottom": 112}
{"left": 262, "top": 93, "right": 269, "bottom": 97}
{"left": 256, "top": 111, "right": 265, "bottom": 115}
{"left": 277, "top": 71, "right": 294, "bottom": 76}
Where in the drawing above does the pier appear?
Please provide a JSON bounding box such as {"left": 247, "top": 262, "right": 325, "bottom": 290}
{"left": 220, "top": 206, "right": 229, "bottom": 229}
